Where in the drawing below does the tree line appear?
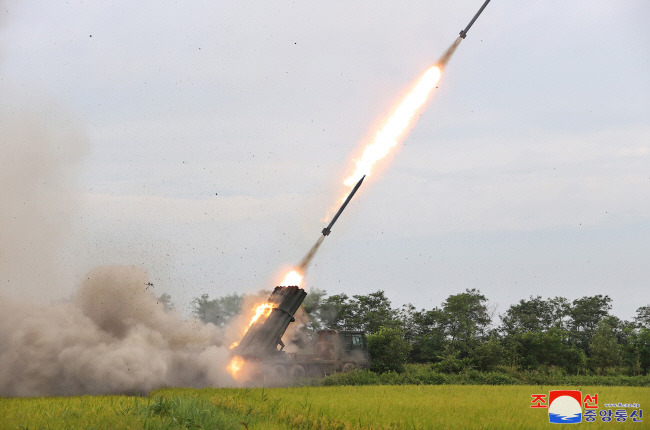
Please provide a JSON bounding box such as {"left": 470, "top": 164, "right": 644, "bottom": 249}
{"left": 191, "top": 289, "right": 650, "bottom": 376}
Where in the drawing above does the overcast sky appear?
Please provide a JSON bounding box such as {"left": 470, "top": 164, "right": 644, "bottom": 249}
{"left": 2, "top": 1, "right": 649, "bottom": 321}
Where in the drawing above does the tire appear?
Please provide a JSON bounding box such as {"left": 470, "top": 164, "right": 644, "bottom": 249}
{"left": 342, "top": 362, "right": 357, "bottom": 373}
{"left": 269, "top": 364, "right": 287, "bottom": 379}
{"left": 289, "top": 364, "right": 306, "bottom": 378}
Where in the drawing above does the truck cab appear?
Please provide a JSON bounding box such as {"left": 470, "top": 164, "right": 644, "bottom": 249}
{"left": 312, "top": 329, "right": 371, "bottom": 373}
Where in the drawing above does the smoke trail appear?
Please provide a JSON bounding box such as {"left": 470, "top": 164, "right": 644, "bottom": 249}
{"left": 0, "top": 265, "right": 234, "bottom": 396}
{"left": 438, "top": 37, "right": 463, "bottom": 68}
{"left": 297, "top": 235, "right": 325, "bottom": 273}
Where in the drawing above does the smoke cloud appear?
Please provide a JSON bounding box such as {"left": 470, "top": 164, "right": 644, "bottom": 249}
{"left": 0, "top": 100, "right": 89, "bottom": 303}
{"left": 0, "top": 265, "right": 235, "bottom": 397}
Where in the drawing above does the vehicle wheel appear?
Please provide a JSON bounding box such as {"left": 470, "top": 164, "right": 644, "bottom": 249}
{"left": 289, "top": 364, "right": 306, "bottom": 378}
{"left": 269, "top": 364, "right": 287, "bottom": 379}
{"left": 342, "top": 362, "right": 357, "bottom": 373}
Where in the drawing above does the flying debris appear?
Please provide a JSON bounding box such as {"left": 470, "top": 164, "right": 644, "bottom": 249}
{"left": 459, "top": 0, "right": 491, "bottom": 39}
{"left": 322, "top": 175, "right": 365, "bottom": 236}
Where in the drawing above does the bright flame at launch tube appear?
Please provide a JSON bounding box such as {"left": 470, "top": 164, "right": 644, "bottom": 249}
{"left": 279, "top": 270, "right": 303, "bottom": 286}
{"left": 229, "top": 302, "right": 274, "bottom": 350}
{"left": 344, "top": 65, "right": 442, "bottom": 186}
{"left": 227, "top": 270, "right": 302, "bottom": 379}
{"left": 227, "top": 356, "right": 245, "bottom": 378}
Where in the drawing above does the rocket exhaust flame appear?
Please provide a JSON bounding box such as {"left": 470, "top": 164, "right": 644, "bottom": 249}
{"left": 227, "top": 355, "right": 245, "bottom": 378}
{"left": 227, "top": 301, "right": 275, "bottom": 378}
{"left": 341, "top": 36, "right": 464, "bottom": 192}
{"left": 229, "top": 302, "right": 274, "bottom": 350}
{"left": 279, "top": 270, "right": 303, "bottom": 286}
{"left": 343, "top": 67, "right": 441, "bottom": 187}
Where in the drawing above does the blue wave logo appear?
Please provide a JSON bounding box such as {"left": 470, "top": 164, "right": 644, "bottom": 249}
{"left": 549, "top": 412, "right": 582, "bottom": 424}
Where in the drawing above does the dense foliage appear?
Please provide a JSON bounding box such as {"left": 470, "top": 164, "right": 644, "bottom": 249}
{"left": 192, "top": 289, "right": 650, "bottom": 377}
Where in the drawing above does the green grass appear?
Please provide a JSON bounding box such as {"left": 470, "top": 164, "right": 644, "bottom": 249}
{"left": 1, "top": 385, "right": 648, "bottom": 429}
{"left": 314, "top": 364, "right": 650, "bottom": 387}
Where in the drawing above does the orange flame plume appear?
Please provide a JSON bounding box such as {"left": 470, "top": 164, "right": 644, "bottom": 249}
{"left": 227, "top": 302, "right": 274, "bottom": 379}
{"left": 344, "top": 65, "right": 442, "bottom": 187}
{"left": 229, "top": 302, "right": 274, "bottom": 350}
{"left": 279, "top": 269, "right": 303, "bottom": 286}
{"left": 227, "top": 355, "right": 245, "bottom": 378}
{"left": 227, "top": 270, "right": 303, "bottom": 379}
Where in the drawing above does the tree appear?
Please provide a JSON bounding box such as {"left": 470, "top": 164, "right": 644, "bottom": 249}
{"left": 509, "top": 328, "right": 586, "bottom": 373}
{"left": 407, "top": 307, "right": 447, "bottom": 363}
{"left": 441, "top": 289, "right": 491, "bottom": 357}
{"left": 191, "top": 293, "right": 243, "bottom": 326}
{"left": 367, "top": 327, "right": 412, "bottom": 373}
{"left": 348, "top": 291, "right": 399, "bottom": 334}
{"left": 472, "top": 335, "right": 506, "bottom": 371}
{"left": 318, "top": 293, "right": 354, "bottom": 330}
{"left": 634, "top": 305, "right": 650, "bottom": 329}
{"left": 300, "top": 288, "right": 328, "bottom": 332}
{"left": 320, "top": 291, "right": 398, "bottom": 335}
{"left": 568, "top": 295, "right": 612, "bottom": 350}
{"left": 589, "top": 318, "right": 621, "bottom": 374}
{"left": 500, "top": 296, "right": 569, "bottom": 336}
{"left": 397, "top": 303, "right": 417, "bottom": 343}
{"left": 617, "top": 318, "right": 650, "bottom": 376}
{"left": 630, "top": 328, "right": 650, "bottom": 374}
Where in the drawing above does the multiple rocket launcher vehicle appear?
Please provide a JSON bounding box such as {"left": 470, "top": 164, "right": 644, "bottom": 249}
{"left": 232, "top": 286, "right": 371, "bottom": 378}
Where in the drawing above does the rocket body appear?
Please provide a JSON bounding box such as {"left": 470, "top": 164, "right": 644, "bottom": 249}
{"left": 459, "top": 0, "right": 491, "bottom": 39}
{"left": 322, "top": 175, "right": 365, "bottom": 236}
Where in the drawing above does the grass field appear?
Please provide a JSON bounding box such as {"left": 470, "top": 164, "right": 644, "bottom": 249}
{"left": 1, "top": 385, "right": 648, "bottom": 429}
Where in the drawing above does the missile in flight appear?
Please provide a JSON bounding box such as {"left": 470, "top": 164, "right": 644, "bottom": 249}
{"left": 321, "top": 175, "right": 365, "bottom": 236}
{"left": 459, "top": 0, "right": 491, "bottom": 39}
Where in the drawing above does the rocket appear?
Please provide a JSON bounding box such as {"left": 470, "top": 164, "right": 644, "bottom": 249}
{"left": 459, "top": 0, "right": 491, "bottom": 39}
{"left": 321, "top": 175, "right": 365, "bottom": 236}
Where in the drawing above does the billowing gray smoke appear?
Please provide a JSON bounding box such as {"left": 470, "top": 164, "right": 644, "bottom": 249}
{"left": 0, "top": 103, "right": 88, "bottom": 304}
{"left": 0, "top": 265, "right": 233, "bottom": 396}
{"left": 0, "top": 104, "right": 236, "bottom": 396}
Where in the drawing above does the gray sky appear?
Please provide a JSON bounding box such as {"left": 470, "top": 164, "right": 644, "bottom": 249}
{"left": 2, "top": 1, "right": 649, "bottom": 321}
